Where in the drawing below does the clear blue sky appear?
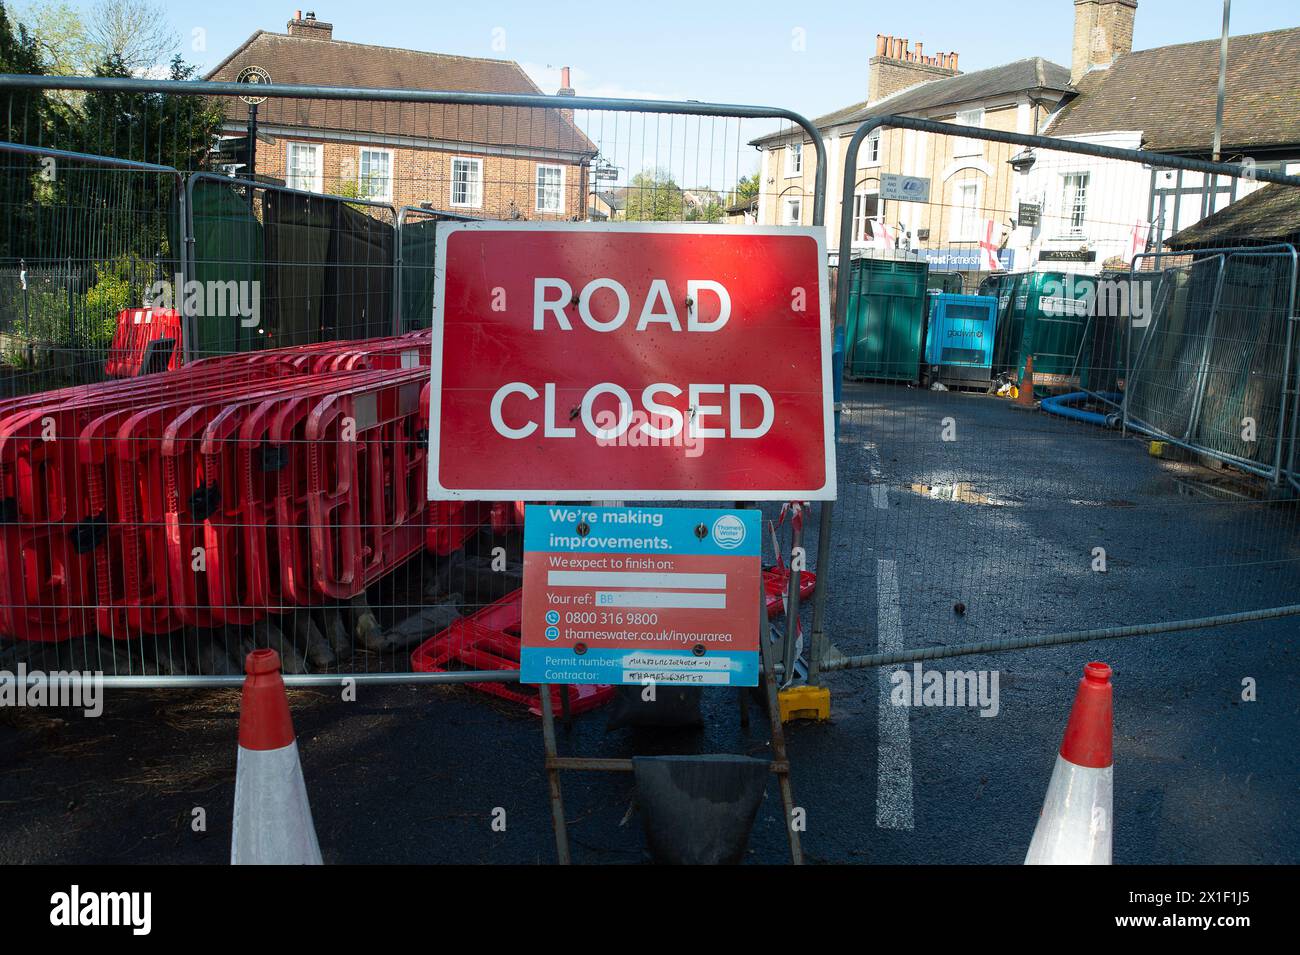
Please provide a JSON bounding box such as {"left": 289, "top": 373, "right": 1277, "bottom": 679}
{"left": 26, "top": 0, "right": 1300, "bottom": 188}
{"left": 55, "top": 0, "right": 1295, "bottom": 115}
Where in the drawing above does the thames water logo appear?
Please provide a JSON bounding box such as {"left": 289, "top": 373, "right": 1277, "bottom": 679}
{"left": 711, "top": 514, "right": 747, "bottom": 549}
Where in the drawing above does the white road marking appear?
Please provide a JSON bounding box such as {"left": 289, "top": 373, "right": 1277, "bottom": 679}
{"left": 865, "top": 440, "right": 889, "bottom": 509}
{"left": 876, "top": 559, "right": 914, "bottom": 830}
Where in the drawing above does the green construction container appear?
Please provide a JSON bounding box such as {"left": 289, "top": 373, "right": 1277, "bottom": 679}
{"left": 843, "top": 257, "right": 929, "bottom": 383}
{"left": 189, "top": 179, "right": 265, "bottom": 355}
{"left": 981, "top": 272, "right": 1022, "bottom": 373}
{"left": 993, "top": 271, "right": 1096, "bottom": 384}
{"left": 982, "top": 272, "right": 1024, "bottom": 376}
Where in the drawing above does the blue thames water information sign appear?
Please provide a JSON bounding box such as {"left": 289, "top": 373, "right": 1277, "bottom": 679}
{"left": 520, "top": 505, "right": 763, "bottom": 687}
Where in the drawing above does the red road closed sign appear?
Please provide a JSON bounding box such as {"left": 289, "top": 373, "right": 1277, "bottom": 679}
{"left": 427, "top": 223, "right": 835, "bottom": 501}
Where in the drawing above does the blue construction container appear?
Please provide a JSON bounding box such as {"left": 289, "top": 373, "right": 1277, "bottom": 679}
{"left": 924, "top": 293, "right": 998, "bottom": 387}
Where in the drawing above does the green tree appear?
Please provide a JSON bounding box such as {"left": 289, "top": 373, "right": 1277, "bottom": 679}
{"left": 18, "top": 0, "right": 176, "bottom": 76}
{"left": 77, "top": 54, "right": 223, "bottom": 171}
{"left": 735, "top": 171, "right": 761, "bottom": 201}
{"left": 85, "top": 0, "right": 177, "bottom": 73}
{"left": 14, "top": 1, "right": 86, "bottom": 76}
{"left": 685, "top": 198, "right": 725, "bottom": 223}
{"left": 18, "top": 52, "right": 223, "bottom": 318}
{"left": 0, "top": 2, "right": 51, "bottom": 141}
{"left": 623, "top": 169, "right": 686, "bottom": 221}
{"left": 0, "top": 1, "right": 59, "bottom": 260}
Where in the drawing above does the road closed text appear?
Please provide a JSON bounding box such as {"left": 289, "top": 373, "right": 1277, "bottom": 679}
{"left": 490, "top": 381, "right": 773, "bottom": 441}
{"left": 489, "top": 277, "right": 774, "bottom": 441}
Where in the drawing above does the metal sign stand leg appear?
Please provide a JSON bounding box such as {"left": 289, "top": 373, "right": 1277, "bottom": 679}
{"left": 538, "top": 688, "right": 572, "bottom": 865}
{"left": 758, "top": 578, "right": 804, "bottom": 865}
{"left": 536, "top": 577, "right": 803, "bottom": 866}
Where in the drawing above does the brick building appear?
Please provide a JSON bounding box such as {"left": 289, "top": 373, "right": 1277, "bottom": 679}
{"left": 206, "top": 13, "right": 597, "bottom": 219}
{"left": 750, "top": 35, "right": 1071, "bottom": 269}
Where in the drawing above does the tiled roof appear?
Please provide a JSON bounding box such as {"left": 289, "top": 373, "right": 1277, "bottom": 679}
{"left": 207, "top": 31, "right": 596, "bottom": 158}
{"left": 1047, "top": 28, "right": 1300, "bottom": 153}
{"left": 750, "top": 57, "right": 1071, "bottom": 146}
{"left": 1166, "top": 183, "right": 1300, "bottom": 248}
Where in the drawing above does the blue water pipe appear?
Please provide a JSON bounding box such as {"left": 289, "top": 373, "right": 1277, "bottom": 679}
{"left": 1039, "top": 391, "right": 1123, "bottom": 429}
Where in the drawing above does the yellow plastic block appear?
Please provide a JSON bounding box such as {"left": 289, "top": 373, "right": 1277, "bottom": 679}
{"left": 1149, "top": 440, "right": 1188, "bottom": 460}
{"left": 778, "top": 685, "right": 830, "bottom": 722}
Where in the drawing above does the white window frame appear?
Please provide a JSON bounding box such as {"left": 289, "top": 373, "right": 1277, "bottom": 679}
{"left": 535, "top": 164, "right": 565, "bottom": 214}
{"left": 357, "top": 147, "right": 393, "bottom": 201}
{"left": 786, "top": 142, "right": 803, "bottom": 178}
{"left": 450, "top": 156, "right": 483, "bottom": 209}
{"left": 784, "top": 196, "right": 803, "bottom": 226}
{"left": 286, "top": 141, "right": 323, "bottom": 193}
{"left": 953, "top": 108, "right": 985, "bottom": 158}
{"left": 1058, "top": 171, "right": 1090, "bottom": 238}
{"left": 852, "top": 191, "right": 880, "bottom": 242}
{"left": 865, "top": 129, "right": 882, "bottom": 166}
{"left": 950, "top": 179, "right": 981, "bottom": 242}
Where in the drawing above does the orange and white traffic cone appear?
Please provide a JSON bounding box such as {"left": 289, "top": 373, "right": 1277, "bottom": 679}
{"left": 1016, "top": 354, "right": 1037, "bottom": 407}
{"left": 1025, "top": 661, "right": 1113, "bottom": 865}
{"left": 231, "top": 649, "right": 323, "bottom": 865}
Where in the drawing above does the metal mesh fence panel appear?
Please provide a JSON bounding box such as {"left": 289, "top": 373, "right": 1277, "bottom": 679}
{"left": 1124, "top": 257, "right": 1223, "bottom": 444}
{"left": 0, "top": 75, "right": 824, "bottom": 686}
{"left": 817, "top": 115, "right": 1300, "bottom": 676}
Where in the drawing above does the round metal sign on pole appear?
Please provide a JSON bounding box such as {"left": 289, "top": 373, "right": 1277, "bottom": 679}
{"left": 236, "top": 66, "right": 270, "bottom": 105}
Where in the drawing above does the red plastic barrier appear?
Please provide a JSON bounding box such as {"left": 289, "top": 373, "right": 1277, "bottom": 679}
{"left": 410, "top": 589, "right": 614, "bottom": 716}
{"left": 0, "top": 407, "right": 96, "bottom": 641}
{"left": 74, "top": 367, "right": 303, "bottom": 639}
{"left": 0, "top": 365, "right": 292, "bottom": 641}
{"left": 0, "top": 333, "right": 435, "bottom": 642}
{"left": 305, "top": 370, "right": 429, "bottom": 600}
{"left": 489, "top": 501, "right": 525, "bottom": 533}
{"left": 191, "top": 334, "right": 428, "bottom": 375}
{"left": 0, "top": 351, "right": 272, "bottom": 425}
{"left": 425, "top": 500, "right": 492, "bottom": 556}
{"left": 108, "top": 372, "right": 355, "bottom": 636}
{"left": 198, "top": 369, "right": 401, "bottom": 623}
{"left": 105, "top": 308, "right": 183, "bottom": 378}
{"left": 417, "top": 382, "right": 489, "bottom": 556}
{"left": 763, "top": 567, "right": 817, "bottom": 619}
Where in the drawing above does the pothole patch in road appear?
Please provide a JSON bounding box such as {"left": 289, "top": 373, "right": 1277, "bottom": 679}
{"left": 902, "top": 482, "right": 1020, "bottom": 506}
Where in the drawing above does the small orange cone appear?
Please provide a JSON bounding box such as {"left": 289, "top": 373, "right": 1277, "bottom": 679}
{"left": 231, "top": 649, "right": 322, "bottom": 865}
{"left": 1016, "top": 355, "right": 1037, "bottom": 407}
{"left": 1025, "top": 662, "right": 1113, "bottom": 865}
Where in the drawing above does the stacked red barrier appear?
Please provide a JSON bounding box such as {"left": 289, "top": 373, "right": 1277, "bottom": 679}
{"left": 105, "top": 308, "right": 183, "bottom": 378}
{"left": 0, "top": 332, "right": 514, "bottom": 643}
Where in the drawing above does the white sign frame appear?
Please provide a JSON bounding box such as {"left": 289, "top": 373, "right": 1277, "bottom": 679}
{"left": 426, "top": 221, "right": 836, "bottom": 502}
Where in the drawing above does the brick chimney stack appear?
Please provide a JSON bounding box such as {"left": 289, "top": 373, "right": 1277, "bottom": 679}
{"left": 556, "top": 66, "right": 576, "bottom": 125}
{"left": 287, "top": 10, "right": 334, "bottom": 41}
{"left": 1071, "top": 0, "right": 1137, "bottom": 83}
{"left": 870, "top": 34, "right": 960, "bottom": 102}
{"left": 557, "top": 66, "right": 575, "bottom": 96}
